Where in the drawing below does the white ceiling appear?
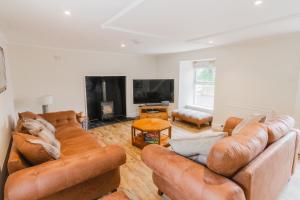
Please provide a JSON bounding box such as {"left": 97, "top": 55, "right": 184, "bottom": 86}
{"left": 0, "top": 0, "right": 300, "bottom": 54}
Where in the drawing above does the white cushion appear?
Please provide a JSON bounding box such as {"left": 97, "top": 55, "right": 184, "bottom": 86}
{"left": 232, "top": 114, "right": 266, "bottom": 135}
{"left": 23, "top": 119, "right": 60, "bottom": 149}
{"left": 23, "top": 119, "right": 44, "bottom": 134}
{"left": 27, "top": 138, "right": 61, "bottom": 159}
{"left": 169, "top": 131, "right": 226, "bottom": 165}
{"left": 189, "top": 154, "right": 208, "bottom": 165}
{"left": 36, "top": 117, "right": 56, "bottom": 134}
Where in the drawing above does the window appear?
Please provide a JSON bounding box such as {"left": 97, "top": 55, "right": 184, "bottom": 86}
{"left": 193, "top": 60, "right": 216, "bottom": 109}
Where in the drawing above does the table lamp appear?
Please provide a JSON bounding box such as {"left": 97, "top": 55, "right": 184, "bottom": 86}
{"left": 39, "top": 95, "right": 53, "bottom": 114}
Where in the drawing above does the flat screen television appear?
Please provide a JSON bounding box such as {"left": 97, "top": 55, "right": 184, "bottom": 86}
{"left": 133, "top": 79, "right": 174, "bottom": 104}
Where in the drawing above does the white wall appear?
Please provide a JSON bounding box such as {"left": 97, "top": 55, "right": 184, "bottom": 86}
{"left": 8, "top": 44, "right": 157, "bottom": 117}
{"left": 178, "top": 61, "right": 194, "bottom": 109}
{"left": 7, "top": 33, "right": 300, "bottom": 129}
{"left": 157, "top": 33, "right": 300, "bottom": 127}
{"left": 0, "top": 33, "right": 15, "bottom": 169}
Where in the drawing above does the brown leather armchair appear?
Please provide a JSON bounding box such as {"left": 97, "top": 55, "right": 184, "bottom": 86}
{"left": 5, "top": 111, "right": 126, "bottom": 200}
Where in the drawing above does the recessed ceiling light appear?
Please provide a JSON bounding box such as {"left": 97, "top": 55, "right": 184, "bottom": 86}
{"left": 254, "top": 0, "right": 263, "bottom": 6}
{"left": 121, "top": 43, "right": 126, "bottom": 48}
{"left": 64, "top": 10, "right": 71, "bottom": 16}
{"left": 208, "top": 41, "right": 215, "bottom": 45}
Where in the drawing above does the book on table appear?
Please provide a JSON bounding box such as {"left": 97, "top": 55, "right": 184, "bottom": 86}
{"left": 144, "top": 132, "right": 159, "bottom": 144}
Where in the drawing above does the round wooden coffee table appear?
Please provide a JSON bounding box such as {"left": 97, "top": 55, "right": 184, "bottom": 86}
{"left": 131, "top": 118, "right": 172, "bottom": 149}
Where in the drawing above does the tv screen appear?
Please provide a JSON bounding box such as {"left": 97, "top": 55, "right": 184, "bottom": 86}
{"left": 133, "top": 79, "right": 174, "bottom": 104}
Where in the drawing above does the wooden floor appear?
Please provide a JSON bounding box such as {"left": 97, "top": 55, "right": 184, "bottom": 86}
{"left": 91, "top": 121, "right": 161, "bottom": 200}
{"left": 90, "top": 120, "right": 300, "bottom": 200}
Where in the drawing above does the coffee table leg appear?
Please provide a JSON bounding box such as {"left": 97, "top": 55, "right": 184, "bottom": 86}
{"left": 158, "top": 131, "right": 161, "bottom": 145}
{"left": 168, "top": 126, "right": 172, "bottom": 139}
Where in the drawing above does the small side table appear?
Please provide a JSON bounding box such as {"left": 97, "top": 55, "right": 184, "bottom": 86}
{"left": 131, "top": 118, "right": 172, "bottom": 149}
{"left": 76, "top": 112, "right": 88, "bottom": 131}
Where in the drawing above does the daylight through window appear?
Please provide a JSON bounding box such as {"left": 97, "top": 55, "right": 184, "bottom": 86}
{"left": 193, "top": 60, "right": 216, "bottom": 109}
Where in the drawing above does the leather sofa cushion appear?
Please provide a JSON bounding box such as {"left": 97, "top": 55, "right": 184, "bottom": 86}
{"left": 55, "top": 123, "right": 84, "bottom": 141}
{"left": 60, "top": 134, "right": 102, "bottom": 156}
{"left": 223, "top": 117, "right": 242, "bottom": 135}
{"left": 265, "top": 115, "right": 295, "bottom": 144}
{"left": 40, "top": 110, "right": 78, "bottom": 128}
{"left": 207, "top": 123, "right": 268, "bottom": 177}
{"left": 13, "top": 133, "right": 54, "bottom": 165}
{"left": 54, "top": 122, "right": 101, "bottom": 156}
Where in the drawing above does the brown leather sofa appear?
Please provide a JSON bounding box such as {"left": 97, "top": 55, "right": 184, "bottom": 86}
{"left": 5, "top": 111, "right": 126, "bottom": 200}
{"left": 142, "top": 116, "right": 299, "bottom": 200}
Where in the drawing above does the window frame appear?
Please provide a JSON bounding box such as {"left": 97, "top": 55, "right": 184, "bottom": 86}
{"left": 193, "top": 60, "right": 216, "bottom": 109}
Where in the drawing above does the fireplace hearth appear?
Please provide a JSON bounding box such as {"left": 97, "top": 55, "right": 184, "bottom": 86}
{"left": 85, "top": 76, "right": 127, "bottom": 129}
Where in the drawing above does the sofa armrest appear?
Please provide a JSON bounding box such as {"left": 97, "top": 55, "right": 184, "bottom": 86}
{"left": 7, "top": 144, "right": 30, "bottom": 175}
{"left": 142, "top": 145, "right": 245, "bottom": 200}
{"left": 223, "top": 117, "right": 243, "bottom": 135}
{"left": 39, "top": 110, "right": 80, "bottom": 127}
{"left": 5, "top": 145, "right": 126, "bottom": 200}
{"left": 233, "top": 131, "right": 297, "bottom": 200}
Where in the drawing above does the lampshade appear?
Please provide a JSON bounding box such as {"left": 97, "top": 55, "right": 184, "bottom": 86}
{"left": 39, "top": 95, "right": 54, "bottom": 105}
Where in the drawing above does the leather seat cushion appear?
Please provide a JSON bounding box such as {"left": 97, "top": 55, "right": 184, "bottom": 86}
{"left": 60, "top": 134, "right": 102, "bottom": 156}
{"left": 55, "top": 123, "right": 85, "bottom": 141}
{"left": 265, "top": 115, "right": 295, "bottom": 144}
{"left": 207, "top": 123, "right": 268, "bottom": 177}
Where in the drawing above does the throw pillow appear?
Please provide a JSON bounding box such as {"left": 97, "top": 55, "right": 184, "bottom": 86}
{"left": 169, "top": 131, "right": 227, "bottom": 165}
{"left": 207, "top": 122, "right": 268, "bottom": 177}
{"left": 189, "top": 154, "right": 208, "bottom": 165}
{"left": 15, "top": 119, "right": 30, "bottom": 133}
{"left": 23, "top": 119, "right": 60, "bottom": 149}
{"left": 26, "top": 138, "right": 60, "bottom": 159}
{"left": 36, "top": 117, "right": 56, "bottom": 134}
{"left": 231, "top": 114, "right": 266, "bottom": 135}
{"left": 13, "top": 133, "right": 60, "bottom": 165}
{"left": 22, "top": 118, "right": 44, "bottom": 134}
{"left": 265, "top": 115, "right": 295, "bottom": 144}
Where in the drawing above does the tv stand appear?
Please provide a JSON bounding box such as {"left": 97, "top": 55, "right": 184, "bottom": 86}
{"left": 139, "top": 105, "right": 169, "bottom": 120}
{"left": 145, "top": 103, "right": 163, "bottom": 106}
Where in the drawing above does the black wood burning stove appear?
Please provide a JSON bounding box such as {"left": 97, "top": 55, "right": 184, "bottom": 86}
{"left": 85, "top": 76, "right": 126, "bottom": 122}
{"left": 100, "top": 80, "right": 114, "bottom": 120}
